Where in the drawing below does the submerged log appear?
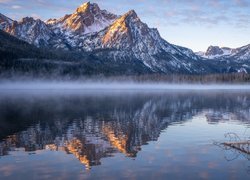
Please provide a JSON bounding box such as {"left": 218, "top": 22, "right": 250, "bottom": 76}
{"left": 223, "top": 141, "right": 250, "bottom": 154}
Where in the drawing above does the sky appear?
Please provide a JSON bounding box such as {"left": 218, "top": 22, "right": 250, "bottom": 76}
{"left": 0, "top": 0, "right": 250, "bottom": 52}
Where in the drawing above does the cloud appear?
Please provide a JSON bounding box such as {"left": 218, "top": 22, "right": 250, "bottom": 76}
{"left": 0, "top": 0, "right": 12, "bottom": 3}
{"left": 11, "top": 5, "right": 21, "bottom": 9}
{"left": 234, "top": 0, "right": 250, "bottom": 7}
{"left": 1, "top": 0, "right": 250, "bottom": 29}
{"left": 133, "top": 0, "right": 250, "bottom": 28}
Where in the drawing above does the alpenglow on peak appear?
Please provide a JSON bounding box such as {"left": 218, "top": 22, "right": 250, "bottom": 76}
{"left": 76, "top": 2, "right": 98, "bottom": 14}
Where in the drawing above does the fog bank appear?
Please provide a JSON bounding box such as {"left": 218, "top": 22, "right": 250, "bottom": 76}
{"left": 1, "top": 81, "right": 250, "bottom": 90}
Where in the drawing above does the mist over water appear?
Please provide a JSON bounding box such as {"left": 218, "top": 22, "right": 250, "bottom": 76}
{"left": 1, "top": 80, "right": 250, "bottom": 90}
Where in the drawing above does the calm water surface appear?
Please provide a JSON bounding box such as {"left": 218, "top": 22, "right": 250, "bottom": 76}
{"left": 0, "top": 90, "right": 250, "bottom": 179}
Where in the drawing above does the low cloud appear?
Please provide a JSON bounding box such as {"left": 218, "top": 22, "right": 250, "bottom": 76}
{"left": 135, "top": 0, "right": 250, "bottom": 28}
{"left": 1, "top": 0, "right": 250, "bottom": 29}
{"left": 234, "top": 0, "right": 250, "bottom": 7}
{"left": 0, "top": 0, "right": 12, "bottom": 3}
{"left": 11, "top": 5, "right": 21, "bottom": 9}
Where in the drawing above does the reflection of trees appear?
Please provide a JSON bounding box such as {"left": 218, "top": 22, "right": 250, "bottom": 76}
{"left": 0, "top": 92, "right": 250, "bottom": 169}
{"left": 206, "top": 111, "right": 250, "bottom": 124}
{"left": 205, "top": 94, "right": 250, "bottom": 124}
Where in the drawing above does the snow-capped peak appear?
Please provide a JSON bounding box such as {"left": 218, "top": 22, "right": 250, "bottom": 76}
{"left": 47, "top": 2, "right": 118, "bottom": 35}
{"left": 76, "top": 1, "right": 94, "bottom": 13}
{"left": 196, "top": 45, "right": 234, "bottom": 59}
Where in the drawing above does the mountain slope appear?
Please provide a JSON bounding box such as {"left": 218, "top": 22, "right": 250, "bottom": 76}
{"left": 230, "top": 44, "right": 250, "bottom": 61}
{"left": 0, "top": 29, "right": 45, "bottom": 59}
{"left": 0, "top": 30, "right": 151, "bottom": 76}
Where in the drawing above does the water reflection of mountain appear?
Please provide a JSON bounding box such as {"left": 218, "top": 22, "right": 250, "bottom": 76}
{"left": 0, "top": 92, "right": 250, "bottom": 169}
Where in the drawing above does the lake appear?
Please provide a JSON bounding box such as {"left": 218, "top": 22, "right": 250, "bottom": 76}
{"left": 0, "top": 88, "right": 250, "bottom": 179}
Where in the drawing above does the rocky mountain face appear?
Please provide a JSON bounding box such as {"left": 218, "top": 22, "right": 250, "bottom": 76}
{"left": 0, "top": 13, "right": 13, "bottom": 30}
{"left": 1, "top": 2, "right": 250, "bottom": 74}
{"left": 0, "top": 14, "right": 53, "bottom": 47}
{"left": 198, "top": 46, "right": 233, "bottom": 59}
{"left": 8, "top": 17, "right": 53, "bottom": 47}
{"left": 203, "top": 46, "right": 234, "bottom": 58}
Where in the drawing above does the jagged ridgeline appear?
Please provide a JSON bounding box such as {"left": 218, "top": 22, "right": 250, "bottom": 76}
{"left": 1, "top": 2, "right": 250, "bottom": 77}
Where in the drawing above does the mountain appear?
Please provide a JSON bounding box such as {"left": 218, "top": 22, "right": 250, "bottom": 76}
{"left": 198, "top": 46, "right": 234, "bottom": 59}
{"left": 77, "top": 10, "right": 212, "bottom": 74}
{"left": 1, "top": 2, "right": 249, "bottom": 75}
{"left": 0, "top": 2, "right": 210, "bottom": 74}
{"left": 45, "top": 3, "right": 206, "bottom": 74}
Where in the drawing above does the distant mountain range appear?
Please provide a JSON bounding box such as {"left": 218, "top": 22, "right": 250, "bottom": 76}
{"left": 196, "top": 45, "right": 250, "bottom": 73}
{"left": 197, "top": 45, "right": 250, "bottom": 60}
{"left": 1, "top": 2, "right": 250, "bottom": 76}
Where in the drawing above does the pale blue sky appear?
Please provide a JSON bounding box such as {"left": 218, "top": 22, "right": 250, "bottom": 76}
{"left": 1, "top": 0, "right": 250, "bottom": 51}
